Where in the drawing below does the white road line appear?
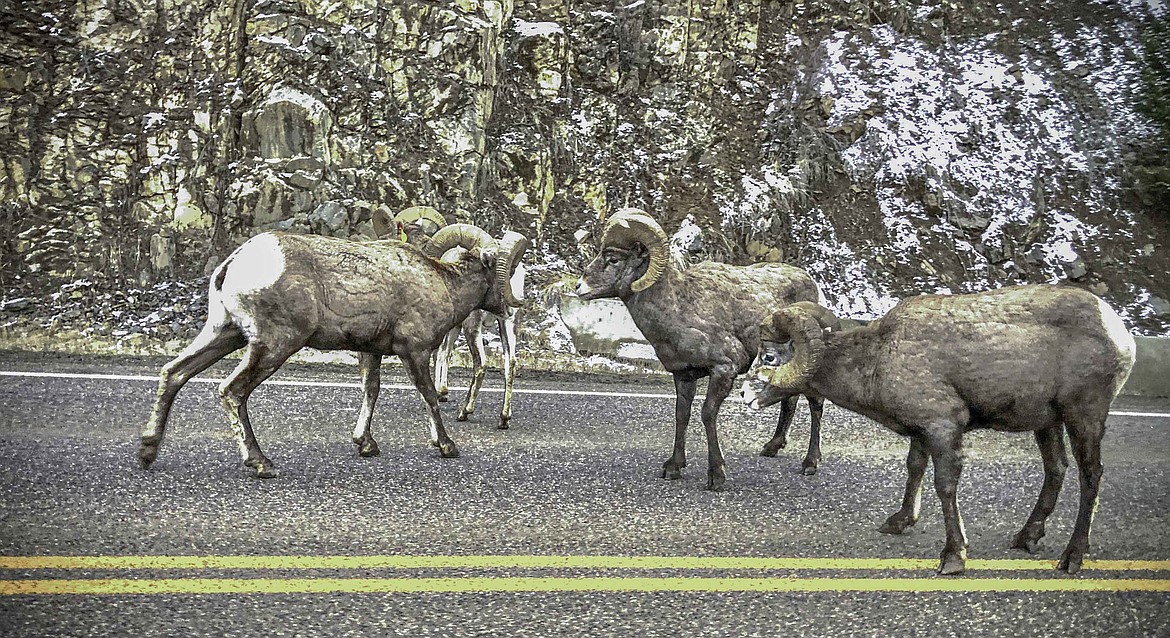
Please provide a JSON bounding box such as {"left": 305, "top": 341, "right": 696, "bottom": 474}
{"left": 1, "top": 370, "right": 1168, "bottom": 417}
{"left": 0, "top": 370, "right": 673, "bottom": 399}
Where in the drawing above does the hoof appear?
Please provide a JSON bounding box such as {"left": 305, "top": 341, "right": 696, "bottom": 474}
{"left": 138, "top": 442, "right": 158, "bottom": 469}
{"left": 456, "top": 408, "right": 471, "bottom": 422}
{"left": 1015, "top": 531, "right": 1043, "bottom": 552}
{"left": 937, "top": 552, "right": 967, "bottom": 576}
{"left": 246, "top": 459, "right": 278, "bottom": 479}
{"left": 661, "top": 463, "right": 683, "bottom": 481}
{"left": 878, "top": 512, "right": 917, "bottom": 535}
{"left": 438, "top": 441, "right": 460, "bottom": 458}
{"left": 800, "top": 461, "right": 819, "bottom": 476}
{"left": 1057, "top": 547, "right": 1086, "bottom": 574}
{"left": 357, "top": 438, "right": 381, "bottom": 458}
{"left": 1011, "top": 527, "right": 1044, "bottom": 554}
{"left": 706, "top": 471, "right": 727, "bottom": 492}
{"left": 759, "top": 439, "right": 786, "bottom": 457}
{"left": 438, "top": 391, "right": 450, "bottom": 403}
{"left": 496, "top": 417, "right": 510, "bottom": 430}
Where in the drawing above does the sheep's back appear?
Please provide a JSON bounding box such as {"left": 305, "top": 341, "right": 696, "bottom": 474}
{"left": 869, "top": 285, "right": 1135, "bottom": 429}
{"left": 685, "top": 261, "right": 818, "bottom": 307}
{"left": 217, "top": 233, "right": 457, "bottom": 352}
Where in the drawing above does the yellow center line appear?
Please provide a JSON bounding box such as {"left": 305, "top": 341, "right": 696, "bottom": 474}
{"left": 1, "top": 555, "right": 1168, "bottom": 572}
{"left": 2, "top": 577, "right": 1169, "bottom": 595}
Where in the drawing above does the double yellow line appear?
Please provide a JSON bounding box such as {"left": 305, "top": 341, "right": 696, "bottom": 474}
{"left": 3, "top": 555, "right": 1168, "bottom": 594}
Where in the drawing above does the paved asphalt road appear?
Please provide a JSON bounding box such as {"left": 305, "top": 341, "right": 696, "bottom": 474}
{"left": 0, "top": 351, "right": 1167, "bottom": 637}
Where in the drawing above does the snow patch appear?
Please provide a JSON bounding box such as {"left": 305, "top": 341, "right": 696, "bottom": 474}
{"left": 670, "top": 215, "right": 702, "bottom": 259}
{"left": 513, "top": 19, "right": 563, "bottom": 37}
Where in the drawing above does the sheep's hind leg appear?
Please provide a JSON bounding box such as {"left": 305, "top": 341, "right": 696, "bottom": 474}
{"left": 1057, "top": 411, "right": 1106, "bottom": 574}
{"left": 760, "top": 396, "right": 796, "bottom": 457}
{"left": 1011, "top": 425, "right": 1068, "bottom": 554}
{"left": 662, "top": 374, "right": 695, "bottom": 481}
{"left": 139, "top": 324, "right": 245, "bottom": 469}
{"left": 879, "top": 435, "right": 928, "bottom": 534}
{"left": 219, "top": 342, "right": 296, "bottom": 478}
{"left": 351, "top": 353, "right": 382, "bottom": 458}
{"left": 403, "top": 351, "right": 459, "bottom": 458}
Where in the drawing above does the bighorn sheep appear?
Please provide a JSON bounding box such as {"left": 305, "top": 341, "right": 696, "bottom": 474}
{"left": 377, "top": 206, "right": 527, "bottom": 430}
{"left": 741, "top": 287, "right": 1136, "bottom": 574}
{"left": 432, "top": 264, "right": 526, "bottom": 429}
{"left": 574, "top": 208, "right": 823, "bottom": 490}
{"left": 138, "top": 224, "right": 529, "bottom": 478}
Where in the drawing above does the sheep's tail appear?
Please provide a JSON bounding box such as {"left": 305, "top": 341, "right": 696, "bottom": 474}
{"left": 203, "top": 246, "right": 245, "bottom": 332}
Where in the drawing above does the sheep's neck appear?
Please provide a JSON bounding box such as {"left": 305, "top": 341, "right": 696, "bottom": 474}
{"left": 621, "top": 268, "right": 715, "bottom": 374}
{"left": 439, "top": 263, "right": 492, "bottom": 330}
{"left": 622, "top": 267, "right": 680, "bottom": 341}
{"left": 805, "top": 333, "right": 887, "bottom": 421}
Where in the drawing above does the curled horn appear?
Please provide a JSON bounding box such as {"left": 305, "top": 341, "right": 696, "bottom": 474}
{"left": 423, "top": 223, "right": 495, "bottom": 260}
{"left": 757, "top": 305, "right": 826, "bottom": 393}
{"left": 760, "top": 302, "right": 841, "bottom": 341}
{"left": 495, "top": 231, "right": 530, "bottom": 307}
{"left": 600, "top": 208, "right": 669, "bottom": 292}
{"left": 394, "top": 206, "right": 446, "bottom": 234}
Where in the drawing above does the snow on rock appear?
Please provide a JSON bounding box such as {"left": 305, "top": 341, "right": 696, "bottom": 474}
{"left": 793, "top": 207, "right": 901, "bottom": 320}
{"left": 804, "top": 15, "right": 1159, "bottom": 320}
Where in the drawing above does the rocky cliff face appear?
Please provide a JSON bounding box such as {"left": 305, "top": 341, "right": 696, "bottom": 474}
{"left": 2, "top": 0, "right": 1168, "bottom": 335}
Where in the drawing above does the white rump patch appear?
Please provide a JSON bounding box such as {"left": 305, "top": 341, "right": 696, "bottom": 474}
{"left": 222, "top": 233, "right": 287, "bottom": 296}
{"left": 1097, "top": 297, "right": 1136, "bottom": 369}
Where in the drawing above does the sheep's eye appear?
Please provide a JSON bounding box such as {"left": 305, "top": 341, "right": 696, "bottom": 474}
{"left": 605, "top": 254, "right": 623, "bottom": 266}
{"left": 761, "top": 352, "right": 781, "bottom": 366}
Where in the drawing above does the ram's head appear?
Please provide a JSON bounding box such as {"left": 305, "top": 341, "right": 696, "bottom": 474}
{"left": 575, "top": 208, "right": 670, "bottom": 301}
{"left": 742, "top": 302, "right": 841, "bottom": 410}
{"left": 424, "top": 224, "right": 529, "bottom": 315}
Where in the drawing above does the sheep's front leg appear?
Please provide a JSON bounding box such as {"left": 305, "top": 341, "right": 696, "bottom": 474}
{"left": 434, "top": 328, "right": 459, "bottom": 403}
{"left": 351, "top": 353, "right": 382, "bottom": 458}
{"left": 403, "top": 351, "right": 459, "bottom": 458}
{"left": 1012, "top": 425, "right": 1068, "bottom": 553}
{"left": 924, "top": 424, "right": 968, "bottom": 575}
{"left": 662, "top": 374, "right": 695, "bottom": 481}
{"left": 801, "top": 395, "right": 824, "bottom": 475}
{"left": 760, "top": 396, "right": 797, "bottom": 457}
{"left": 701, "top": 370, "right": 735, "bottom": 491}
{"left": 879, "top": 435, "right": 928, "bottom": 534}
